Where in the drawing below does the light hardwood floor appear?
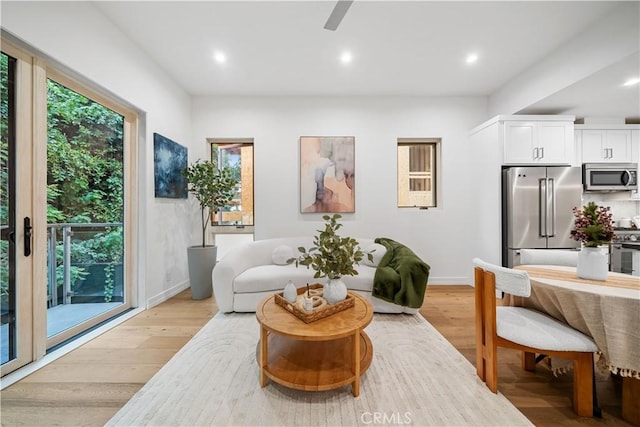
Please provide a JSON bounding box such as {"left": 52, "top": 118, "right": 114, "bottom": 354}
{"left": 0, "top": 285, "right": 631, "bottom": 426}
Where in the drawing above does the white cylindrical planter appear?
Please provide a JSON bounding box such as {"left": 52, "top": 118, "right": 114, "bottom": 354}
{"left": 187, "top": 245, "right": 217, "bottom": 300}
{"left": 577, "top": 247, "right": 608, "bottom": 281}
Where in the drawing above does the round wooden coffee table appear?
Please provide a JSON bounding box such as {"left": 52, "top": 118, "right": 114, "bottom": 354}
{"left": 255, "top": 291, "right": 373, "bottom": 397}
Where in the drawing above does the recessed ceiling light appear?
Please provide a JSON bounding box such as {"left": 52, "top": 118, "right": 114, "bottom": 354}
{"left": 214, "top": 51, "right": 227, "bottom": 64}
{"left": 466, "top": 53, "right": 479, "bottom": 65}
{"left": 623, "top": 77, "right": 640, "bottom": 86}
{"left": 340, "top": 51, "right": 352, "bottom": 64}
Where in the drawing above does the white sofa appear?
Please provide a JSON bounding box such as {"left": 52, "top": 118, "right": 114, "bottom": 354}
{"left": 212, "top": 236, "right": 419, "bottom": 314}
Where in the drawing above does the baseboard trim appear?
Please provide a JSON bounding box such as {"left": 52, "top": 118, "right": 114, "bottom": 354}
{"left": 146, "top": 280, "right": 190, "bottom": 309}
{"left": 428, "top": 276, "right": 470, "bottom": 285}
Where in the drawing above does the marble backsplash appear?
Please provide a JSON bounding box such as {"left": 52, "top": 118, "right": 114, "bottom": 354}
{"left": 582, "top": 191, "right": 640, "bottom": 226}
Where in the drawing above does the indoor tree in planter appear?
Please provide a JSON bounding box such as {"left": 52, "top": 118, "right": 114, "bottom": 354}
{"left": 182, "top": 159, "right": 237, "bottom": 299}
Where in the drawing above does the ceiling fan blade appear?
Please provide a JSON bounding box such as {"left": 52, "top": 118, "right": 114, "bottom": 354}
{"left": 324, "top": 0, "right": 353, "bottom": 31}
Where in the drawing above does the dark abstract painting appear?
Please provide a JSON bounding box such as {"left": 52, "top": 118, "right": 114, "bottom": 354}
{"left": 154, "top": 133, "right": 188, "bottom": 199}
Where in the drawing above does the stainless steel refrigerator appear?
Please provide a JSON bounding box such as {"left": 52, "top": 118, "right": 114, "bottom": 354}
{"left": 502, "top": 166, "right": 582, "bottom": 267}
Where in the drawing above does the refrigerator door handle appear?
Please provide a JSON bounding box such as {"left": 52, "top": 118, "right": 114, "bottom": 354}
{"left": 548, "top": 178, "right": 556, "bottom": 237}
{"left": 539, "top": 178, "right": 547, "bottom": 237}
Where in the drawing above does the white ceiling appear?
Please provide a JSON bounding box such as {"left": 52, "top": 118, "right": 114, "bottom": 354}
{"left": 518, "top": 51, "right": 640, "bottom": 120}
{"left": 94, "top": 1, "right": 640, "bottom": 120}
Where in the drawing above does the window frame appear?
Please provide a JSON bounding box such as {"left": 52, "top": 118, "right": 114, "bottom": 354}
{"left": 43, "top": 70, "right": 138, "bottom": 348}
{"left": 397, "top": 138, "right": 441, "bottom": 208}
{"left": 207, "top": 138, "right": 254, "bottom": 234}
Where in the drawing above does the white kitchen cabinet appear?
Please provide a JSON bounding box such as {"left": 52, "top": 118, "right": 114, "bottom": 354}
{"left": 503, "top": 120, "right": 574, "bottom": 164}
{"left": 575, "top": 125, "right": 640, "bottom": 164}
{"left": 580, "top": 129, "right": 633, "bottom": 162}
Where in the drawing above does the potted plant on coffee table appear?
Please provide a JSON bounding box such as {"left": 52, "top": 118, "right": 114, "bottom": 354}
{"left": 182, "top": 159, "right": 237, "bottom": 299}
{"left": 293, "top": 214, "right": 372, "bottom": 304}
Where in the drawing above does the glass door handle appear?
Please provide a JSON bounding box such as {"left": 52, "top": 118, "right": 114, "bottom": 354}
{"left": 24, "top": 217, "right": 32, "bottom": 257}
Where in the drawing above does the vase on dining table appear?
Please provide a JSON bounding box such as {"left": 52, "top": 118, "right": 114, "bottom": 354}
{"left": 577, "top": 247, "right": 608, "bottom": 281}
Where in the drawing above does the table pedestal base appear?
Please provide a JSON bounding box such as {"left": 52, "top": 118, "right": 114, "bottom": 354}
{"left": 622, "top": 377, "right": 640, "bottom": 426}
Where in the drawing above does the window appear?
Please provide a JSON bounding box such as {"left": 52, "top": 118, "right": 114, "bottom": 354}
{"left": 209, "top": 139, "right": 254, "bottom": 227}
{"left": 43, "top": 71, "right": 136, "bottom": 349}
{"left": 397, "top": 138, "right": 440, "bottom": 208}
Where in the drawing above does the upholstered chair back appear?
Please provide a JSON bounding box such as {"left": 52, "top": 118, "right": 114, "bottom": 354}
{"left": 472, "top": 257, "right": 530, "bottom": 297}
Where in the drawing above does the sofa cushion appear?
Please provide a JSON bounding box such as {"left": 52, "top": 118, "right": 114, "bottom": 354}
{"left": 361, "top": 243, "right": 386, "bottom": 267}
{"left": 271, "top": 245, "right": 294, "bottom": 265}
{"left": 233, "top": 263, "right": 377, "bottom": 294}
{"left": 234, "top": 264, "right": 316, "bottom": 293}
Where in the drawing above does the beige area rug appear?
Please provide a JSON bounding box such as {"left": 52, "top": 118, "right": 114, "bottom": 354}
{"left": 107, "top": 313, "right": 532, "bottom": 427}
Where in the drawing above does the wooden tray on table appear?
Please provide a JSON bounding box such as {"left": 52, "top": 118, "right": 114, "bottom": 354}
{"left": 274, "top": 283, "right": 355, "bottom": 323}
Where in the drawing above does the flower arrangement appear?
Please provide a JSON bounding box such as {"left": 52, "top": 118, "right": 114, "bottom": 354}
{"left": 292, "top": 214, "right": 372, "bottom": 279}
{"left": 570, "top": 202, "right": 615, "bottom": 248}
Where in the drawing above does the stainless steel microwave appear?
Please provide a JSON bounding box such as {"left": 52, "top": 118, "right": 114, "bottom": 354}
{"left": 583, "top": 163, "right": 638, "bottom": 191}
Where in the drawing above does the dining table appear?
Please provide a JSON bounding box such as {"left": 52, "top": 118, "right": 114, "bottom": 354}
{"left": 508, "top": 265, "right": 640, "bottom": 424}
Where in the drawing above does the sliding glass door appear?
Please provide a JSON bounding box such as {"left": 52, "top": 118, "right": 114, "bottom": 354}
{"left": 1, "top": 51, "right": 17, "bottom": 367}
{"left": 1, "top": 47, "right": 35, "bottom": 375}
{"left": 45, "top": 76, "right": 130, "bottom": 348}
{"left": 1, "top": 38, "right": 137, "bottom": 376}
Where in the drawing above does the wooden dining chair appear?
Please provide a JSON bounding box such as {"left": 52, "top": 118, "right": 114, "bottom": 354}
{"left": 473, "top": 258, "right": 598, "bottom": 417}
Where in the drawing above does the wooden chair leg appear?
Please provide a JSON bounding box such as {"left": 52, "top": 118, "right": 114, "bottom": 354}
{"left": 475, "top": 267, "right": 486, "bottom": 383}
{"left": 485, "top": 344, "right": 498, "bottom": 393}
{"left": 476, "top": 346, "right": 486, "bottom": 382}
{"left": 572, "top": 353, "right": 594, "bottom": 417}
{"left": 522, "top": 351, "right": 536, "bottom": 372}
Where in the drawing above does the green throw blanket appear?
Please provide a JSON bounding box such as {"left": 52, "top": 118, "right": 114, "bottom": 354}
{"left": 372, "top": 238, "right": 430, "bottom": 308}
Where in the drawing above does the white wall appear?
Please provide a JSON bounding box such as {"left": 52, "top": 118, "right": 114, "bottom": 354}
{"left": 467, "top": 119, "right": 503, "bottom": 267}
{"left": 192, "top": 96, "right": 487, "bottom": 284}
{"left": 2, "top": 2, "right": 196, "bottom": 306}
